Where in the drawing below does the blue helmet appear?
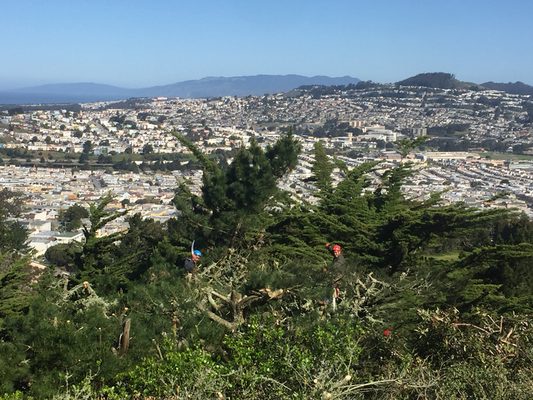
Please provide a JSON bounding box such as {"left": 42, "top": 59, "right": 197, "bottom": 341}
{"left": 193, "top": 249, "right": 202, "bottom": 257}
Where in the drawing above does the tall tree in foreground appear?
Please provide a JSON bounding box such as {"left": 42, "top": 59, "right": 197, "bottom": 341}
{"left": 0, "top": 189, "right": 28, "bottom": 252}
{"left": 74, "top": 195, "right": 132, "bottom": 292}
{"left": 171, "top": 131, "right": 301, "bottom": 249}
{"left": 0, "top": 189, "right": 32, "bottom": 324}
{"left": 310, "top": 141, "right": 334, "bottom": 194}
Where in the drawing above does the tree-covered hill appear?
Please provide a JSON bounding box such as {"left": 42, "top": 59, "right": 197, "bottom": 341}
{"left": 0, "top": 135, "right": 532, "bottom": 399}
{"left": 396, "top": 72, "right": 481, "bottom": 90}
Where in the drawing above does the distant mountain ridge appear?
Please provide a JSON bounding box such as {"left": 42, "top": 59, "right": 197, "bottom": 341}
{"left": 0, "top": 75, "right": 360, "bottom": 104}
{"left": 2, "top": 73, "right": 531, "bottom": 105}
{"left": 137, "top": 75, "right": 359, "bottom": 98}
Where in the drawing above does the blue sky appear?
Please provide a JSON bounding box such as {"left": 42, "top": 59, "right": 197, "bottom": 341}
{"left": 1, "top": 0, "right": 533, "bottom": 89}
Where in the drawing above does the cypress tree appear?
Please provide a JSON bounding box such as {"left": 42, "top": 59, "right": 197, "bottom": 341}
{"left": 311, "top": 141, "right": 334, "bottom": 194}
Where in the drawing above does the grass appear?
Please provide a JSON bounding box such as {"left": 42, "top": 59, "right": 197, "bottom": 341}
{"left": 480, "top": 152, "right": 533, "bottom": 161}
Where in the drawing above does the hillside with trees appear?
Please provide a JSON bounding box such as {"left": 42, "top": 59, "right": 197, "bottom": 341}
{"left": 0, "top": 133, "right": 532, "bottom": 399}
{"left": 396, "top": 73, "right": 481, "bottom": 90}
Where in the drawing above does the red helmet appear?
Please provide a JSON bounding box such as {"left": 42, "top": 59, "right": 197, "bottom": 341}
{"left": 332, "top": 244, "right": 342, "bottom": 253}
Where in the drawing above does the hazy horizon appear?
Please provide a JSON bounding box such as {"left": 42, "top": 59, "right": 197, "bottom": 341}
{"left": 0, "top": 74, "right": 361, "bottom": 92}
{"left": 2, "top": 0, "right": 533, "bottom": 90}
{"left": 2, "top": 72, "right": 533, "bottom": 93}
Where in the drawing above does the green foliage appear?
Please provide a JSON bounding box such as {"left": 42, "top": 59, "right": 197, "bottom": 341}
{"left": 45, "top": 243, "right": 81, "bottom": 269}
{"left": 73, "top": 195, "right": 131, "bottom": 291}
{"left": 311, "top": 141, "right": 334, "bottom": 193}
{"left": 1, "top": 139, "right": 533, "bottom": 399}
{"left": 0, "top": 253, "right": 33, "bottom": 323}
{"left": 0, "top": 272, "right": 126, "bottom": 398}
{"left": 0, "top": 189, "right": 28, "bottom": 252}
{"left": 58, "top": 204, "right": 89, "bottom": 232}
{"left": 395, "top": 135, "right": 428, "bottom": 158}
{"left": 93, "top": 306, "right": 533, "bottom": 399}
{"left": 442, "top": 244, "right": 533, "bottom": 313}
{"left": 226, "top": 139, "right": 276, "bottom": 212}
{"left": 113, "top": 340, "right": 226, "bottom": 398}
{"left": 222, "top": 314, "right": 364, "bottom": 398}
{"left": 267, "top": 160, "right": 511, "bottom": 274}
{"left": 408, "top": 309, "right": 533, "bottom": 399}
{"left": 0, "top": 190, "right": 32, "bottom": 324}
{"left": 116, "top": 213, "right": 165, "bottom": 280}
{"left": 490, "top": 213, "right": 533, "bottom": 244}
{"left": 172, "top": 131, "right": 301, "bottom": 248}
{"left": 265, "top": 129, "right": 301, "bottom": 178}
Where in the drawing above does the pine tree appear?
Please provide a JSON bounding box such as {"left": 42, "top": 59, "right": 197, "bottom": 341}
{"left": 75, "top": 195, "right": 135, "bottom": 292}
{"left": 0, "top": 189, "right": 33, "bottom": 323}
{"left": 171, "top": 131, "right": 301, "bottom": 248}
{"left": 0, "top": 252, "right": 33, "bottom": 322}
{"left": 310, "top": 141, "right": 334, "bottom": 194}
{"left": 0, "top": 189, "right": 28, "bottom": 252}
{"left": 266, "top": 129, "right": 301, "bottom": 179}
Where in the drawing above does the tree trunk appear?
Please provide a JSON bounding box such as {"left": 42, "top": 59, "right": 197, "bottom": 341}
{"left": 119, "top": 318, "right": 131, "bottom": 355}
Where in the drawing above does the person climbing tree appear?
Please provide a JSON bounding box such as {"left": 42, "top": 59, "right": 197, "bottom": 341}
{"left": 325, "top": 243, "right": 346, "bottom": 307}
{"left": 325, "top": 243, "right": 345, "bottom": 269}
{"left": 183, "top": 241, "right": 202, "bottom": 277}
{"left": 183, "top": 250, "right": 202, "bottom": 272}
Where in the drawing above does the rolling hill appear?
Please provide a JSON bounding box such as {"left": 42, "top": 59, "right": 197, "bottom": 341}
{"left": 0, "top": 75, "right": 360, "bottom": 104}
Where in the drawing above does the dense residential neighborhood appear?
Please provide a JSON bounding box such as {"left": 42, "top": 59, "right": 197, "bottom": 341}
{"left": 2, "top": 2, "right": 533, "bottom": 397}
{"left": 1, "top": 84, "right": 532, "bottom": 256}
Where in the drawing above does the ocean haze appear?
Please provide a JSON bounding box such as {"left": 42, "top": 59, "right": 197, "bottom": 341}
{"left": 0, "top": 74, "right": 360, "bottom": 104}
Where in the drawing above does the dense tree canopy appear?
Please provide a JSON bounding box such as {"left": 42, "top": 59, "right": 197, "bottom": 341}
{"left": 0, "top": 136, "right": 532, "bottom": 399}
{"left": 58, "top": 204, "right": 89, "bottom": 232}
{"left": 0, "top": 189, "right": 27, "bottom": 252}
